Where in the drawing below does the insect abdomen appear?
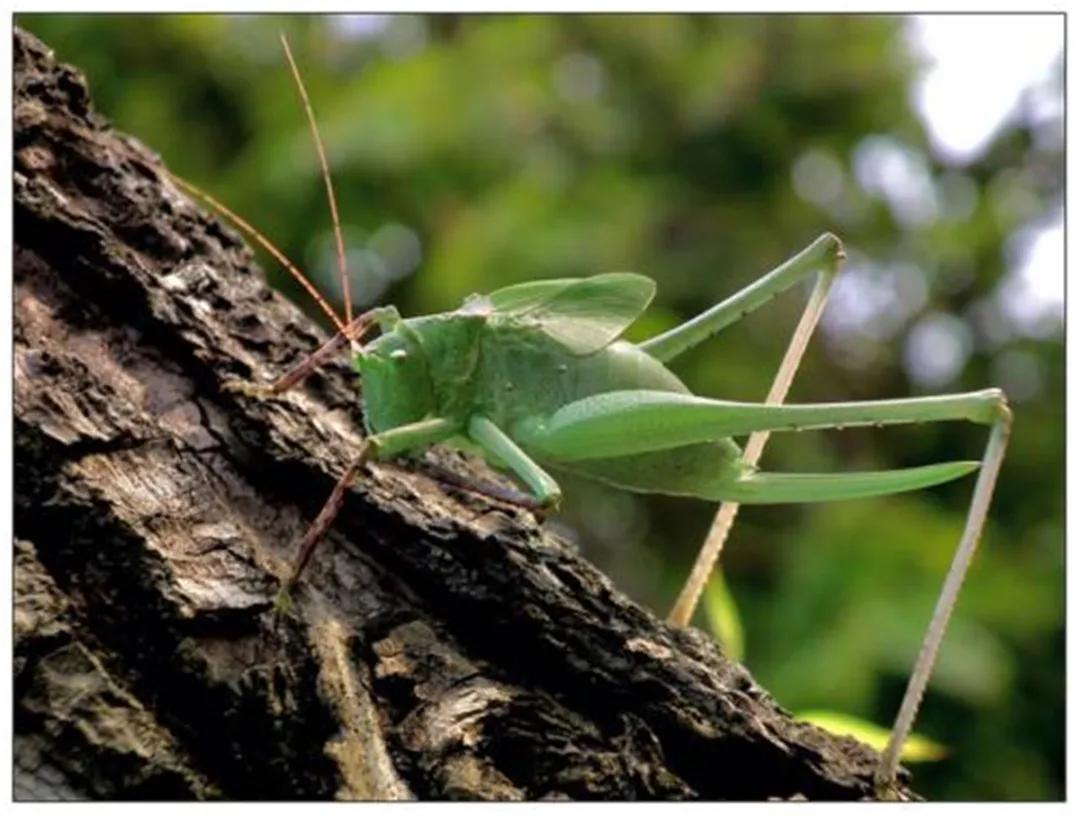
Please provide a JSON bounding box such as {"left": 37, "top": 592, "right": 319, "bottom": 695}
{"left": 551, "top": 440, "right": 745, "bottom": 500}
{"left": 475, "top": 330, "right": 688, "bottom": 431}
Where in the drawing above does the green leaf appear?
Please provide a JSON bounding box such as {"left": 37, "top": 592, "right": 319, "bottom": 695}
{"left": 796, "top": 710, "right": 948, "bottom": 763}
{"left": 702, "top": 571, "right": 745, "bottom": 662}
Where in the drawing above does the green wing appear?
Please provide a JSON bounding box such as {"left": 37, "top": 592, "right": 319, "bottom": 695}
{"left": 486, "top": 277, "right": 581, "bottom": 312}
{"left": 483, "top": 273, "right": 656, "bottom": 355}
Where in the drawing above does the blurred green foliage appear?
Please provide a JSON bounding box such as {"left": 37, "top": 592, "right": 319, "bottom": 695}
{"left": 19, "top": 14, "right": 1063, "bottom": 800}
{"left": 796, "top": 709, "right": 948, "bottom": 763}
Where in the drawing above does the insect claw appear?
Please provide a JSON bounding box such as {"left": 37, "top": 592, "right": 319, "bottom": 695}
{"left": 872, "top": 772, "right": 906, "bottom": 802}
{"left": 530, "top": 492, "right": 562, "bottom": 523}
{"left": 223, "top": 379, "right": 275, "bottom": 399}
{"left": 272, "top": 586, "right": 297, "bottom": 621}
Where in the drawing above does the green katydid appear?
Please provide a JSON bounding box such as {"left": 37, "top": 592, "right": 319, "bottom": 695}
{"left": 175, "top": 34, "right": 1012, "bottom": 797}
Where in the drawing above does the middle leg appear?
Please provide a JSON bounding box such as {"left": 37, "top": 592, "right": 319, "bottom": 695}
{"left": 420, "top": 455, "right": 551, "bottom": 512}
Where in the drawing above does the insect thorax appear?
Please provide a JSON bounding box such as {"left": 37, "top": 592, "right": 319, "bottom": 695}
{"left": 359, "top": 313, "right": 486, "bottom": 434}
{"left": 473, "top": 328, "right": 690, "bottom": 433}
{"left": 359, "top": 308, "right": 690, "bottom": 443}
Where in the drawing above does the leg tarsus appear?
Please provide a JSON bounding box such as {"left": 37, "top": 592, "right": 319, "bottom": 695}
{"left": 223, "top": 379, "right": 276, "bottom": 399}
{"left": 873, "top": 776, "right": 907, "bottom": 802}
{"left": 272, "top": 585, "right": 297, "bottom": 621}
{"left": 280, "top": 447, "right": 368, "bottom": 595}
{"left": 423, "top": 458, "right": 552, "bottom": 514}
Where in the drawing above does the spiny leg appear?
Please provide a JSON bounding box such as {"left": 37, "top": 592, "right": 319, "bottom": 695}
{"left": 667, "top": 263, "right": 838, "bottom": 627}
{"left": 639, "top": 232, "right": 843, "bottom": 362}
{"left": 225, "top": 307, "right": 392, "bottom": 398}
{"left": 277, "top": 444, "right": 370, "bottom": 612}
{"left": 276, "top": 417, "right": 460, "bottom": 611}
{"left": 875, "top": 413, "right": 1011, "bottom": 795}
{"left": 420, "top": 458, "right": 550, "bottom": 513}
{"left": 516, "top": 386, "right": 1011, "bottom": 792}
{"left": 631, "top": 234, "right": 844, "bottom": 625}
{"left": 406, "top": 417, "right": 562, "bottom": 521}
{"left": 522, "top": 388, "right": 1004, "bottom": 464}
{"left": 281, "top": 416, "right": 555, "bottom": 609}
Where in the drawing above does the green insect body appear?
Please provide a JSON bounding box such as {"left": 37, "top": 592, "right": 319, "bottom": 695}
{"left": 355, "top": 265, "right": 985, "bottom": 509}
{"left": 324, "top": 244, "right": 1009, "bottom": 795}
{"left": 186, "top": 38, "right": 1011, "bottom": 791}
{"left": 359, "top": 275, "right": 727, "bottom": 501}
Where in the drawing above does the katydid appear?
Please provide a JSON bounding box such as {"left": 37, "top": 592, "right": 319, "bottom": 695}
{"left": 174, "top": 34, "right": 1012, "bottom": 797}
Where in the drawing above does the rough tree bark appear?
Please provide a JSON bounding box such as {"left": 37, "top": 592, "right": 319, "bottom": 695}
{"left": 12, "top": 27, "right": 912, "bottom": 801}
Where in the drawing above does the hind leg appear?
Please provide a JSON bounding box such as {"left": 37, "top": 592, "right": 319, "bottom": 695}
{"left": 667, "top": 270, "right": 836, "bottom": 627}
{"left": 635, "top": 235, "right": 844, "bottom": 627}
{"left": 519, "top": 386, "right": 1012, "bottom": 793}
{"left": 421, "top": 457, "right": 550, "bottom": 513}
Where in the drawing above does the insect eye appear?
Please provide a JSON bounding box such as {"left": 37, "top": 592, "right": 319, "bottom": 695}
{"left": 390, "top": 349, "right": 408, "bottom": 361}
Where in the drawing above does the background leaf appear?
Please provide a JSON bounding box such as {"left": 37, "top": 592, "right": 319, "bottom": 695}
{"left": 797, "top": 709, "right": 948, "bottom": 763}
{"left": 703, "top": 570, "right": 745, "bottom": 662}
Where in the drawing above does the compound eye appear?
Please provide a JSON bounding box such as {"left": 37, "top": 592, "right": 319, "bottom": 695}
{"left": 390, "top": 349, "right": 408, "bottom": 362}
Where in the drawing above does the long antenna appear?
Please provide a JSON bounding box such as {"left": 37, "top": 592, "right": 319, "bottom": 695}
{"left": 279, "top": 32, "right": 353, "bottom": 325}
{"left": 167, "top": 170, "right": 346, "bottom": 332}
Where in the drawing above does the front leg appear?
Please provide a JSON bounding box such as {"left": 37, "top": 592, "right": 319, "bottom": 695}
{"left": 467, "top": 416, "right": 563, "bottom": 509}
{"left": 277, "top": 416, "right": 460, "bottom": 610}
{"left": 225, "top": 306, "right": 398, "bottom": 398}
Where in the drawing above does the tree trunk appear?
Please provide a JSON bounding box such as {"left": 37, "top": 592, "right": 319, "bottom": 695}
{"left": 12, "top": 26, "right": 910, "bottom": 801}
